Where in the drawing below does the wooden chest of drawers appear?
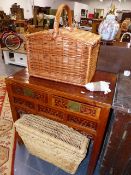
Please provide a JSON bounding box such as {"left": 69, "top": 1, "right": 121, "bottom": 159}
{"left": 5, "top": 68, "right": 116, "bottom": 175}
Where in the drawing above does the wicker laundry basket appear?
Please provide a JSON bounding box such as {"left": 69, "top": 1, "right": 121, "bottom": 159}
{"left": 14, "top": 114, "right": 89, "bottom": 174}
{"left": 26, "top": 4, "right": 101, "bottom": 86}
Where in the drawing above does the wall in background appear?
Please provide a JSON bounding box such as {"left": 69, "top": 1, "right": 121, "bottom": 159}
{"left": 74, "top": 2, "right": 88, "bottom": 22}
{"left": 81, "top": 0, "right": 131, "bottom": 17}
{"left": 0, "top": 0, "right": 33, "bottom": 19}
{"left": 0, "top": 0, "right": 74, "bottom": 19}
{"left": 34, "top": 0, "right": 74, "bottom": 9}
{"left": 0, "top": 0, "right": 130, "bottom": 19}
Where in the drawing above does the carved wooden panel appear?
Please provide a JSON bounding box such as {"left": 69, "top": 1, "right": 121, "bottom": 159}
{"left": 13, "top": 97, "right": 35, "bottom": 109}
{"left": 52, "top": 95, "right": 100, "bottom": 118}
{"left": 12, "top": 84, "right": 48, "bottom": 103}
{"left": 67, "top": 114, "right": 97, "bottom": 131}
{"left": 75, "top": 128, "right": 93, "bottom": 139}
{"left": 38, "top": 104, "right": 67, "bottom": 121}
{"left": 81, "top": 104, "right": 100, "bottom": 118}
{"left": 12, "top": 84, "right": 23, "bottom": 95}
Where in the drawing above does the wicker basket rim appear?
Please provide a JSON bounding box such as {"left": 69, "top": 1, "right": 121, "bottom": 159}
{"left": 25, "top": 28, "right": 101, "bottom": 46}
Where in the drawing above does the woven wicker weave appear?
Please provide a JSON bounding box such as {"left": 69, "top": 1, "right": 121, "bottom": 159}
{"left": 26, "top": 4, "right": 101, "bottom": 86}
{"left": 14, "top": 114, "right": 89, "bottom": 174}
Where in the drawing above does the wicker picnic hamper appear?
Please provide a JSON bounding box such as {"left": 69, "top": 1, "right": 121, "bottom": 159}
{"left": 14, "top": 114, "right": 89, "bottom": 174}
{"left": 26, "top": 4, "right": 101, "bottom": 86}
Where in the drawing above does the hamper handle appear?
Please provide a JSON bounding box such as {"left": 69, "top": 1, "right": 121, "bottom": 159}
{"left": 54, "top": 4, "right": 72, "bottom": 34}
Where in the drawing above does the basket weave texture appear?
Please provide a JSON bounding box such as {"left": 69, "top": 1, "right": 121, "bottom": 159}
{"left": 26, "top": 4, "right": 101, "bottom": 86}
{"left": 14, "top": 114, "right": 89, "bottom": 174}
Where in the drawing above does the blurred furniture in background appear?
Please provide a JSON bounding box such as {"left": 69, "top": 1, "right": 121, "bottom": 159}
{"left": 80, "top": 18, "right": 92, "bottom": 26}
{"left": 80, "top": 18, "right": 102, "bottom": 33}
{"left": 1, "top": 47, "right": 27, "bottom": 67}
{"left": 116, "top": 10, "right": 131, "bottom": 22}
{"left": 0, "top": 19, "right": 14, "bottom": 32}
{"left": 121, "top": 18, "right": 131, "bottom": 33}
{"left": 121, "top": 12, "right": 131, "bottom": 22}
{"left": 14, "top": 20, "right": 28, "bottom": 33}
{"left": 10, "top": 3, "right": 24, "bottom": 20}
{"left": 120, "top": 32, "right": 131, "bottom": 43}
{"left": 33, "top": 6, "right": 51, "bottom": 26}
{"left": 94, "top": 9, "right": 104, "bottom": 19}
{"left": 0, "top": 10, "right": 8, "bottom": 20}
{"left": 26, "top": 25, "right": 44, "bottom": 33}
{"left": 92, "top": 19, "right": 103, "bottom": 34}
{"left": 80, "top": 7, "right": 104, "bottom": 33}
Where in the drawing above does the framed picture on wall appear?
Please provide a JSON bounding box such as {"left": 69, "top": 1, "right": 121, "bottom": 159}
{"left": 81, "top": 9, "right": 88, "bottom": 18}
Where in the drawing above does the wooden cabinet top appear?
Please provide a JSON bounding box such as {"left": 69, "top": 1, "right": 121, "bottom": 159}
{"left": 113, "top": 73, "right": 131, "bottom": 112}
{"left": 6, "top": 68, "right": 117, "bottom": 108}
{"left": 1, "top": 47, "right": 26, "bottom": 54}
{"left": 100, "top": 41, "right": 129, "bottom": 48}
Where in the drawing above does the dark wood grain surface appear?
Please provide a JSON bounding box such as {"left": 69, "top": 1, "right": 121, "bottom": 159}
{"left": 97, "top": 42, "right": 131, "bottom": 74}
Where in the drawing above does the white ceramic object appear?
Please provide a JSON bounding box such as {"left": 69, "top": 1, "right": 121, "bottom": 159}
{"left": 98, "top": 14, "right": 119, "bottom": 41}
{"left": 124, "top": 70, "right": 131, "bottom": 77}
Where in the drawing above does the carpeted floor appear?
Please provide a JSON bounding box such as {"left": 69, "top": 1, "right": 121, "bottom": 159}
{"left": 0, "top": 77, "right": 16, "bottom": 175}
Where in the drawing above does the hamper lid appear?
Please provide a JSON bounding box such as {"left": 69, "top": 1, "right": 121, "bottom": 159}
{"left": 26, "top": 28, "right": 101, "bottom": 46}
{"left": 14, "top": 114, "right": 89, "bottom": 153}
{"left": 61, "top": 28, "right": 101, "bottom": 46}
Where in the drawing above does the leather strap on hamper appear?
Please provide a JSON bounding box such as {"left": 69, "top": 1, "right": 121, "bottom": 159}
{"left": 54, "top": 4, "right": 72, "bottom": 35}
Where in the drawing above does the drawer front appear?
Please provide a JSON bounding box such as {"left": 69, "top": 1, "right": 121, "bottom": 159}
{"left": 67, "top": 114, "right": 97, "bottom": 131}
{"left": 38, "top": 104, "right": 67, "bottom": 122}
{"left": 38, "top": 104, "right": 97, "bottom": 132}
{"left": 13, "top": 96, "right": 97, "bottom": 132}
{"left": 52, "top": 95, "right": 101, "bottom": 119}
{"left": 11, "top": 84, "right": 99, "bottom": 132}
{"left": 11, "top": 84, "right": 48, "bottom": 104}
{"left": 13, "top": 97, "right": 35, "bottom": 110}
